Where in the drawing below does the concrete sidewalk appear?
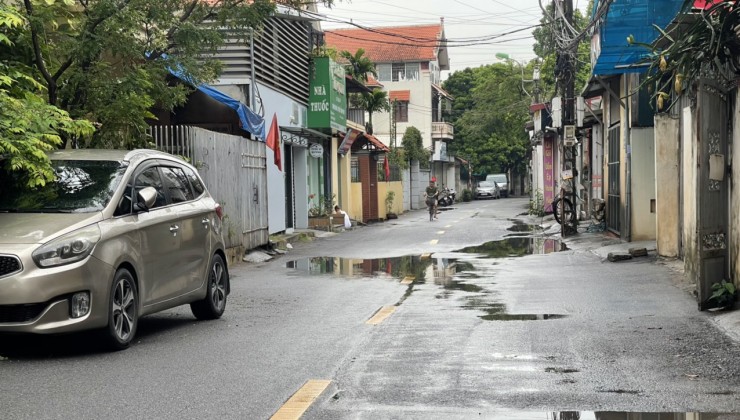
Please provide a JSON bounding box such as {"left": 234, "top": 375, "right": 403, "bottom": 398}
{"left": 544, "top": 217, "right": 740, "bottom": 345}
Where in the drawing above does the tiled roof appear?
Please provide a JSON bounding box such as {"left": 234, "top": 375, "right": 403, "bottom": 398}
{"left": 389, "top": 90, "right": 411, "bottom": 102}
{"left": 366, "top": 74, "right": 383, "bottom": 88}
{"left": 325, "top": 24, "right": 444, "bottom": 63}
{"left": 361, "top": 133, "right": 389, "bottom": 151}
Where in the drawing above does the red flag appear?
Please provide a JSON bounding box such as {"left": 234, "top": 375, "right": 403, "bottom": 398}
{"left": 384, "top": 155, "right": 390, "bottom": 181}
{"left": 266, "top": 113, "right": 282, "bottom": 171}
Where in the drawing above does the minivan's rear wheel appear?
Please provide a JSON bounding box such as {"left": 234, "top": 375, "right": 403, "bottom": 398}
{"left": 191, "top": 254, "right": 228, "bottom": 320}
{"left": 104, "top": 268, "right": 138, "bottom": 350}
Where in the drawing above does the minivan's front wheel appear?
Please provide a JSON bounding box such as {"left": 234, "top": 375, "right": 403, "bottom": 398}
{"left": 191, "top": 254, "right": 228, "bottom": 320}
{"left": 104, "top": 268, "right": 138, "bottom": 350}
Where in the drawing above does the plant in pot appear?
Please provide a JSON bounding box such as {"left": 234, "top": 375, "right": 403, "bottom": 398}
{"left": 385, "top": 191, "right": 397, "bottom": 219}
{"left": 709, "top": 280, "right": 736, "bottom": 310}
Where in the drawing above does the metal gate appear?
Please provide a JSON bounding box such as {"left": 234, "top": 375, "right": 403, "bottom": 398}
{"left": 695, "top": 78, "right": 729, "bottom": 309}
{"left": 607, "top": 125, "right": 621, "bottom": 234}
{"left": 151, "top": 125, "right": 269, "bottom": 251}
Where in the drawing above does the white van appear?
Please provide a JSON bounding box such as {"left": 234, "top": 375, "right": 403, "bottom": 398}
{"left": 486, "top": 173, "right": 509, "bottom": 197}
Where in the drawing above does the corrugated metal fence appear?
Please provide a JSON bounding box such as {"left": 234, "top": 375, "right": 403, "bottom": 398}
{"left": 150, "top": 125, "right": 269, "bottom": 251}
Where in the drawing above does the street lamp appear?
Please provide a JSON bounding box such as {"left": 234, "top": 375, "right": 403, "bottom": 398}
{"left": 495, "top": 52, "right": 540, "bottom": 103}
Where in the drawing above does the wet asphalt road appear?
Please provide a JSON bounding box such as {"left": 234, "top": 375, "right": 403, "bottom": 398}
{"left": 1, "top": 198, "right": 740, "bottom": 419}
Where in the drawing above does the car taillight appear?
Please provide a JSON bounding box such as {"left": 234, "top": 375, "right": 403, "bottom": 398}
{"left": 215, "top": 204, "right": 224, "bottom": 220}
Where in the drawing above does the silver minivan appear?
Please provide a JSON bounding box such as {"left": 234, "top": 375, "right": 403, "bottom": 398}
{"left": 486, "top": 173, "right": 509, "bottom": 197}
{"left": 0, "top": 149, "right": 229, "bottom": 350}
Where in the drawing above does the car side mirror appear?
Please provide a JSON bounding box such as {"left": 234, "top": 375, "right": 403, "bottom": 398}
{"left": 134, "top": 187, "right": 157, "bottom": 212}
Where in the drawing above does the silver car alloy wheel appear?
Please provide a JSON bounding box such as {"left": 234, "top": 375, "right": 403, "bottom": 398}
{"left": 210, "top": 259, "right": 227, "bottom": 312}
{"left": 112, "top": 276, "right": 136, "bottom": 342}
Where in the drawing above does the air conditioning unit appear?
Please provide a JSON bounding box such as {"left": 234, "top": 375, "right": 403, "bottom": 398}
{"left": 563, "top": 125, "right": 576, "bottom": 146}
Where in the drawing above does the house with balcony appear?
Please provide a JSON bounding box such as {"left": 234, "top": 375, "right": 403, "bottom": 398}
{"left": 325, "top": 20, "right": 454, "bottom": 210}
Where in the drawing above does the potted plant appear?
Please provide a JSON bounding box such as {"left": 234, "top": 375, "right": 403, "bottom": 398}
{"left": 709, "top": 280, "right": 737, "bottom": 310}
{"left": 385, "top": 191, "right": 397, "bottom": 219}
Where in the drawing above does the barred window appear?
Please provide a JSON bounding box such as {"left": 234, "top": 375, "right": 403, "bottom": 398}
{"left": 351, "top": 158, "right": 360, "bottom": 182}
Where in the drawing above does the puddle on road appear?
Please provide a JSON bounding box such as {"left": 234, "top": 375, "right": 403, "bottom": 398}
{"left": 286, "top": 255, "right": 433, "bottom": 280}
{"left": 455, "top": 237, "right": 567, "bottom": 258}
{"left": 287, "top": 236, "right": 568, "bottom": 321}
{"left": 506, "top": 220, "right": 542, "bottom": 234}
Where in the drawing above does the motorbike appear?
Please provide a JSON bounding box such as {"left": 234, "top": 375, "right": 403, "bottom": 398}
{"left": 437, "top": 187, "right": 456, "bottom": 207}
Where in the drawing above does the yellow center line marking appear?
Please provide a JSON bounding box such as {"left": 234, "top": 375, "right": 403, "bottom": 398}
{"left": 366, "top": 306, "right": 396, "bottom": 325}
{"left": 430, "top": 239, "right": 439, "bottom": 245}
{"left": 270, "top": 380, "right": 332, "bottom": 420}
{"left": 401, "top": 276, "right": 415, "bottom": 284}
{"left": 420, "top": 253, "right": 432, "bottom": 259}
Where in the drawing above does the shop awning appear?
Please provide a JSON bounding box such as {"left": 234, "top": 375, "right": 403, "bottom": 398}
{"left": 591, "top": 0, "right": 687, "bottom": 75}
{"left": 280, "top": 126, "right": 330, "bottom": 147}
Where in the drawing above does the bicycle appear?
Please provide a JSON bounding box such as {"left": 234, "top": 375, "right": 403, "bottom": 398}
{"left": 425, "top": 193, "right": 438, "bottom": 222}
{"left": 551, "top": 175, "right": 580, "bottom": 233}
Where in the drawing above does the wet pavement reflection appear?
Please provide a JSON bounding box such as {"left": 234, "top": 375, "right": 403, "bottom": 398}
{"left": 455, "top": 237, "right": 567, "bottom": 257}
{"left": 287, "top": 222, "right": 572, "bottom": 321}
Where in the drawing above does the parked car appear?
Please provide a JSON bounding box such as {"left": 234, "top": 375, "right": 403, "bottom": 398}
{"left": 486, "top": 173, "right": 509, "bottom": 197}
{"left": 476, "top": 181, "right": 500, "bottom": 199}
{"left": 0, "top": 149, "right": 229, "bottom": 350}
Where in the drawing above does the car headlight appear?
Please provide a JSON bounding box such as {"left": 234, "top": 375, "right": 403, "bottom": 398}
{"left": 32, "top": 225, "right": 101, "bottom": 268}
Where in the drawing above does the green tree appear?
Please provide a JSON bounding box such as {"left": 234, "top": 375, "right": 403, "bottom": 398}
{"left": 0, "top": 5, "right": 94, "bottom": 187}
{"left": 6, "top": 0, "right": 334, "bottom": 150}
{"left": 443, "top": 63, "right": 530, "bottom": 177}
{"left": 400, "top": 126, "right": 429, "bottom": 168}
{"left": 360, "top": 89, "right": 389, "bottom": 134}
{"left": 340, "top": 48, "right": 376, "bottom": 83}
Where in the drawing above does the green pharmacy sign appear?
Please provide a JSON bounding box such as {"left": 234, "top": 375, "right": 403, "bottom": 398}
{"left": 308, "top": 57, "right": 346, "bottom": 132}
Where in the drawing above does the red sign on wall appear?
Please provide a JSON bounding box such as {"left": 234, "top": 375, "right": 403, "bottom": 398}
{"left": 543, "top": 137, "right": 555, "bottom": 213}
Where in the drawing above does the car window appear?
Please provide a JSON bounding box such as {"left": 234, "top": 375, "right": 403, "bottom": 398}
{"left": 134, "top": 167, "right": 167, "bottom": 209}
{"left": 184, "top": 167, "right": 206, "bottom": 196}
{"left": 0, "top": 160, "right": 126, "bottom": 213}
{"left": 161, "top": 167, "right": 194, "bottom": 204}
{"left": 114, "top": 182, "right": 134, "bottom": 217}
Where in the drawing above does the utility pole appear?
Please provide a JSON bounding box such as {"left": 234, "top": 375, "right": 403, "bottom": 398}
{"left": 557, "top": 0, "right": 578, "bottom": 236}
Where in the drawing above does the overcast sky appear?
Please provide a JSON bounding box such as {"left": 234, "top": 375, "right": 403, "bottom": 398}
{"left": 316, "top": 0, "right": 591, "bottom": 78}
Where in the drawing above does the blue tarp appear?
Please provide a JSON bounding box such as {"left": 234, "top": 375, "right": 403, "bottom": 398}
{"left": 160, "top": 55, "right": 265, "bottom": 140}
{"left": 592, "top": 0, "right": 687, "bottom": 75}
{"left": 193, "top": 83, "right": 265, "bottom": 140}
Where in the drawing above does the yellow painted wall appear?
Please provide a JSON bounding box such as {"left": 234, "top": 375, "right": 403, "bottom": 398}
{"left": 377, "top": 181, "right": 404, "bottom": 219}
{"left": 349, "top": 182, "right": 363, "bottom": 222}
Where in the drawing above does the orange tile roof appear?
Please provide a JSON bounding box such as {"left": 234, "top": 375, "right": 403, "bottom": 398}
{"left": 325, "top": 24, "right": 444, "bottom": 63}
{"left": 366, "top": 74, "right": 383, "bottom": 88}
{"left": 389, "top": 90, "right": 411, "bottom": 102}
{"left": 361, "top": 133, "right": 389, "bottom": 151}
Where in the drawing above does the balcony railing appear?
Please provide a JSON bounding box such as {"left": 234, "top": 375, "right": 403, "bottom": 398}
{"left": 432, "top": 121, "right": 454, "bottom": 140}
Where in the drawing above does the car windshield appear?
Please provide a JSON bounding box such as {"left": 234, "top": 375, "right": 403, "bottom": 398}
{"left": 479, "top": 182, "right": 495, "bottom": 188}
{"left": 491, "top": 175, "right": 506, "bottom": 184}
{"left": 0, "top": 160, "right": 127, "bottom": 213}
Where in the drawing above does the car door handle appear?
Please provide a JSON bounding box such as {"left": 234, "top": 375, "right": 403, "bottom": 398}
{"left": 169, "top": 225, "right": 180, "bottom": 234}
{"left": 201, "top": 218, "right": 210, "bottom": 228}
